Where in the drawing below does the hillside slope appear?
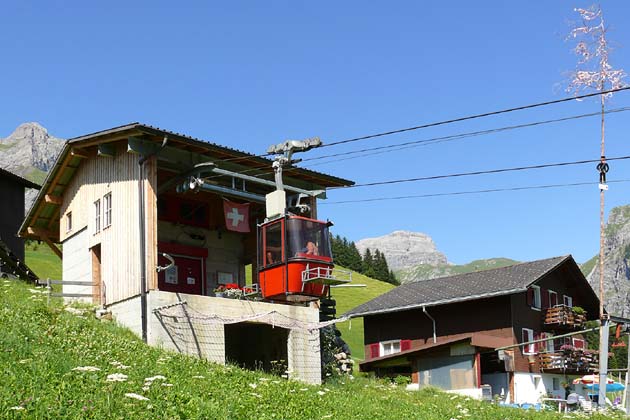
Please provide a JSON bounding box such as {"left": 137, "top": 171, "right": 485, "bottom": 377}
{"left": 331, "top": 269, "right": 395, "bottom": 360}
{"left": 1, "top": 279, "right": 593, "bottom": 419}
{"left": 397, "top": 258, "right": 519, "bottom": 284}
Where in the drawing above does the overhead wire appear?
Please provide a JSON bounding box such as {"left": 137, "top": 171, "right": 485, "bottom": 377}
{"left": 319, "top": 86, "right": 630, "bottom": 149}
{"left": 329, "top": 155, "right": 630, "bottom": 190}
{"left": 320, "top": 179, "right": 630, "bottom": 205}
{"left": 299, "top": 106, "right": 630, "bottom": 168}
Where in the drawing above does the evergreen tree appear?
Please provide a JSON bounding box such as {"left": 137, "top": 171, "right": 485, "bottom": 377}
{"left": 389, "top": 269, "right": 399, "bottom": 285}
{"left": 362, "top": 248, "right": 376, "bottom": 278}
{"left": 347, "top": 242, "right": 363, "bottom": 273}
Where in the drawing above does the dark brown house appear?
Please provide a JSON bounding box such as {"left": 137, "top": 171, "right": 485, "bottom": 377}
{"left": 344, "top": 255, "right": 601, "bottom": 404}
{"left": 0, "top": 167, "right": 40, "bottom": 264}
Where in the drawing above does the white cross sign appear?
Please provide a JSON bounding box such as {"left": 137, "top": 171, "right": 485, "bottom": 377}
{"left": 226, "top": 207, "right": 244, "bottom": 227}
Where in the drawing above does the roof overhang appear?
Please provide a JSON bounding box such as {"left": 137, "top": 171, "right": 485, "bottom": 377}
{"left": 19, "top": 123, "right": 354, "bottom": 243}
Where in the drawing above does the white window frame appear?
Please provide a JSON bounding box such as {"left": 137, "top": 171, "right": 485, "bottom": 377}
{"left": 522, "top": 328, "right": 535, "bottom": 355}
{"left": 380, "top": 340, "right": 401, "bottom": 356}
{"left": 66, "top": 212, "right": 72, "bottom": 233}
{"left": 548, "top": 290, "right": 558, "bottom": 307}
{"left": 572, "top": 338, "right": 585, "bottom": 349}
{"left": 541, "top": 332, "right": 555, "bottom": 353}
{"left": 530, "top": 285, "right": 541, "bottom": 310}
{"left": 94, "top": 199, "right": 101, "bottom": 234}
{"left": 104, "top": 193, "right": 112, "bottom": 228}
{"left": 563, "top": 295, "right": 573, "bottom": 308}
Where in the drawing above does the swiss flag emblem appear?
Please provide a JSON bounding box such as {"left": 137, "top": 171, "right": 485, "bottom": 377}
{"left": 223, "top": 200, "right": 250, "bottom": 233}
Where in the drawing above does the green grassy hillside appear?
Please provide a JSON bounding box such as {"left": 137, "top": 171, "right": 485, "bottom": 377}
{"left": 331, "top": 269, "right": 395, "bottom": 360}
{"left": 1, "top": 278, "right": 615, "bottom": 419}
{"left": 25, "top": 241, "right": 62, "bottom": 280}
{"left": 397, "top": 258, "right": 519, "bottom": 283}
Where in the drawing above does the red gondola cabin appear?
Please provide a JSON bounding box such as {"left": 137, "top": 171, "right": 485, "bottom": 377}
{"left": 258, "top": 215, "right": 340, "bottom": 302}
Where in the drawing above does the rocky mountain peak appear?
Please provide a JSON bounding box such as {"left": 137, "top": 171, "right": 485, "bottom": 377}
{"left": 6, "top": 122, "right": 50, "bottom": 143}
{"left": 356, "top": 230, "right": 448, "bottom": 271}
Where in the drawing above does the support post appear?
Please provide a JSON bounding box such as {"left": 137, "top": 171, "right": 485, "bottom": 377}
{"left": 598, "top": 317, "right": 609, "bottom": 408}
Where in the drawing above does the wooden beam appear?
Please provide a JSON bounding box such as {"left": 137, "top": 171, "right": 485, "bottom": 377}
{"left": 71, "top": 148, "right": 88, "bottom": 159}
{"left": 29, "top": 150, "right": 75, "bottom": 227}
{"left": 97, "top": 143, "right": 116, "bottom": 158}
{"left": 44, "top": 194, "right": 62, "bottom": 205}
{"left": 27, "top": 227, "right": 61, "bottom": 259}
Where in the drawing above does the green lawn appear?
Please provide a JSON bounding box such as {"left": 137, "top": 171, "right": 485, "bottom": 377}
{"left": 332, "top": 268, "right": 395, "bottom": 360}
{"left": 2, "top": 279, "right": 617, "bottom": 419}
{"left": 25, "top": 241, "right": 62, "bottom": 280}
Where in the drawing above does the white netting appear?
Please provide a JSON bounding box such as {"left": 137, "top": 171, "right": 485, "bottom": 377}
{"left": 153, "top": 300, "right": 348, "bottom": 331}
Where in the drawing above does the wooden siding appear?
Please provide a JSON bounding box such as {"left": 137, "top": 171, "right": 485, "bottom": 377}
{"left": 0, "top": 175, "right": 26, "bottom": 261}
{"left": 363, "top": 295, "right": 514, "bottom": 358}
{"left": 60, "top": 143, "right": 157, "bottom": 304}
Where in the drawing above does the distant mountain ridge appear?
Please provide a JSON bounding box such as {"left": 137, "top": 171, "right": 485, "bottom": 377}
{"left": 584, "top": 205, "right": 630, "bottom": 317}
{"left": 0, "top": 122, "right": 64, "bottom": 210}
{"left": 356, "top": 230, "right": 448, "bottom": 271}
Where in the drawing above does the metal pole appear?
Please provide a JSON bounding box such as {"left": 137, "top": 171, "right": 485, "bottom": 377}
{"left": 598, "top": 318, "right": 609, "bottom": 408}
{"left": 625, "top": 334, "right": 630, "bottom": 414}
{"left": 138, "top": 160, "right": 148, "bottom": 343}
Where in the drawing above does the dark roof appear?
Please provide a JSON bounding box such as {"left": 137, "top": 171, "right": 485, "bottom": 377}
{"left": 344, "top": 255, "right": 572, "bottom": 318}
{"left": 0, "top": 167, "right": 40, "bottom": 189}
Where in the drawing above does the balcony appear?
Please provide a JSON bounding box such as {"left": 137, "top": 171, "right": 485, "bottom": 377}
{"left": 543, "top": 305, "right": 587, "bottom": 330}
{"left": 538, "top": 347, "right": 598, "bottom": 374}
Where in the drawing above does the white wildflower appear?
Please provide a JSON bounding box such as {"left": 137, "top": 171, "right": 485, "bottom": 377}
{"left": 259, "top": 378, "right": 269, "bottom": 381}
{"left": 317, "top": 390, "right": 326, "bottom": 396}
{"left": 10, "top": 406, "right": 25, "bottom": 411}
{"left": 142, "top": 386, "right": 150, "bottom": 391}
{"left": 144, "top": 375, "right": 166, "bottom": 382}
{"left": 72, "top": 366, "right": 101, "bottom": 372}
{"left": 161, "top": 383, "right": 173, "bottom": 387}
{"left": 106, "top": 373, "right": 128, "bottom": 382}
{"left": 28, "top": 288, "right": 42, "bottom": 294}
{"left": 250, "top": 393, "right": 262, "bottom": 398}
{"left": 125, "top": 393, "right": 149, "bottom": 401}
{"left": 18, "top": 359, "right": 31, "bottom": 364}
{"left": 300, "top": 388, "right": 308, "bottom": 392}
{"left": 110, "top": 361, "right": 130, "bottom": 369}
{"left": 64, "top": 307, "right": 83, "bottom": 315}
{"left": 192, "top": 375, "right": 205, "bottom": 379}
{"left": 249, "top": 383, "right": 257, "bottom": 389}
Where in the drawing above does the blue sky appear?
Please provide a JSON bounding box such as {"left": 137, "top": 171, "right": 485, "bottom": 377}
{"left": 2, "top": 1, "right": 630, "bottom": 264}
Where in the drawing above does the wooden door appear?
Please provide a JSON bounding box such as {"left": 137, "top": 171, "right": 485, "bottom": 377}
{"left": 157, "top": 254, "right": 204, "bottom": 295}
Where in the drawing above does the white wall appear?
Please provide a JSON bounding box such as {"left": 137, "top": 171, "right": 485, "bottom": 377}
{"left": 61, "top": 227, "right": 92, "bottom": 302}
{"left": 146, "top": 290, "right": 322, "bottom": 384}
{"left": 514, "top": 372, "right": 572, "bottom": 404}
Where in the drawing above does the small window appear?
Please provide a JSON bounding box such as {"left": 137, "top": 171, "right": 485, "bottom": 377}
{"left": 94, "top": 199, "right": 101, "bottom": 234}
{"left": 380, "top": 340, "right": 401, "bottom": 356}
{"left": 104, "top": 193, "right": 112, "bottom": 228}
{"left": 548, "top": 290, "right": 558, "bottom": 307}
{"left": 563, "top": 295, "right": 573, "bottom": 307}
{"left": 66, "top": 212, "right": 72, "bottom": 232}
{"left": 572, "top": 338, "right": 585, "bottom": 349}
{"left": 528, "top": 285, "right": 541, "bottom": 310}
{"left": 553, "top": 377, "right": 560, "bottom": 391}
{"left": 522, "top": 328, "right": 535, "bottom": 355}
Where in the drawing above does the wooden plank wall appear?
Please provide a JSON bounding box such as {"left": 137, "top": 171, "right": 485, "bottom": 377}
{"left": 60, "top": 142, "right": 157, "bottom": 304}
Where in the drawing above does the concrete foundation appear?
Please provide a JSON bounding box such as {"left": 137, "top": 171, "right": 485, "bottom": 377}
{"left": 108, "top": 290, "right": 322, "bottom": 384}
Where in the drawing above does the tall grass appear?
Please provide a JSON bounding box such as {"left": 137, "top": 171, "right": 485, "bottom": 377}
{"left": 2, "top": 279, "right": 619, "bottom": 419}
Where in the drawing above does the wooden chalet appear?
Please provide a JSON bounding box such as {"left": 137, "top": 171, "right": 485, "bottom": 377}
{"left": 18, "top": 123, "right": 353, "bottom": 384}
{"left": 344, "top": 256, "right": 602, "bottom": 403}
{"left": 0, "top": 167, "right": 40, "bottom": 279}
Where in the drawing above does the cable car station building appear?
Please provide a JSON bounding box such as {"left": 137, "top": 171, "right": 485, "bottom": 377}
{"left": 19, "top": 123, "right": 353, "bottom": 384}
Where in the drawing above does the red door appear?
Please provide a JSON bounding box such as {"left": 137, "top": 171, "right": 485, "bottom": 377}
{"left": 158, "top": 254, "right": 204, "bottom": 295}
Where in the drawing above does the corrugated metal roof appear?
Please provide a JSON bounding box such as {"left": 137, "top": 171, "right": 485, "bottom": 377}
{"left": 344, "top": 256, "right": 573, "bottom": 318}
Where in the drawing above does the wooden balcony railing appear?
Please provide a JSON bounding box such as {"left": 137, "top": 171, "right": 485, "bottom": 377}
{"left": 538, "top": 348, "right": 598, "bottom": 373}
{"left": 543, "top": 305, "right": 586, "bottom": 329}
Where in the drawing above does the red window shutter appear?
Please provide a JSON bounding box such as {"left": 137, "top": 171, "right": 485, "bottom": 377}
{"left": 526, "top": 288, "right": 534, "bottom": 306}
{"left": 369, "top": 343, "right": 380, "bottom": 359}
{"left": 401, "top": 339, "right": 412, "bottom": 351}
{"left": 541, "top": 288, "right": 549, "bottom": 309}
{"left": 573, "top": 339, "right": 585, "bottom": 349}
{"left": 533, "top": 332, "right": 540, "bottom": 353}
